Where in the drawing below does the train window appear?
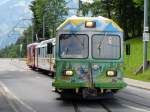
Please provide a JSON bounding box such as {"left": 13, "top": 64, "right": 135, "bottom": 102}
{"left": 47, "top": 42, "right": 53, "bottom": 54}
{"left": 42, "top": 47, "right": 44, "bottom": 57}
{"left": 59, "top": 34, "right": 89, "bottom": 58}
{"left": 92, "top": 35, "right": 121, "bottom": 59}
{"left": 45, "top": 47, "right": 47, "bottom": 58}
{"left": 29, "top": 48, "right": 32, "bottom": 57}
{"left": 44, "top": 47, "right": 46, "bottom": 57}
{"left": 40, "top": 48, "right": 42, "bottom": 57}
{"left": 38, "top": 48, "right": 40, "bottom": 56}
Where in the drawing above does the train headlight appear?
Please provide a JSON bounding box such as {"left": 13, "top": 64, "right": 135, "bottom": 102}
{"left": 85, "top": 21, "right": 96, "bottom": 28}
{"left": 65, "top": 70, "right": 73, "bottom": 76}
{"left": 106, "top": 70, "right": 117, "bottom": 77}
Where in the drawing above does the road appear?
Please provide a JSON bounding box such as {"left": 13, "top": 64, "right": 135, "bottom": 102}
{"left": 0, "top": 58, "right": 150, "bottom": 112}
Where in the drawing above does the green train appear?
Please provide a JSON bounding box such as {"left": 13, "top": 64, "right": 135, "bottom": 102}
{"left": 52, "top": 16, "right": 127, "bottom": 98}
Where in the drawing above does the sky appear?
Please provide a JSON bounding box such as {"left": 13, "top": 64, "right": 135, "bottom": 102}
{"left": 0, "top": 0, "right": 92, "bottom": 48}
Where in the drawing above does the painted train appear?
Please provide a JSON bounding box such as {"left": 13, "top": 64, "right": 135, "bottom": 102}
{"left": 27, "top": 38, "right": 56, "bottom": 74}
{"left": 27, "top": 16, "right": 127, "bottom": 98}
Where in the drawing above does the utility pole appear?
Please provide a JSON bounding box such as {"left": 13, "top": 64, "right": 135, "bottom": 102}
{"left": 32, "top": 18, "right": 34, "bottom": 43}
{"left": 143, "top": 0, "right": 149, "bottom": 72}
{"left": 19, "top": 44, "right": 23, "bottom": 59}
{"left": 77, "top": 0, "right": 82, "bottom": 16}
{"left": 42, "top": 14, "right": 45, "bottom": 40}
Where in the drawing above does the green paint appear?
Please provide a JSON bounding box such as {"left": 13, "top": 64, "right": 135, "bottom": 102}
{"left": 53, "top": 60, "right": 126, "bottom": 89}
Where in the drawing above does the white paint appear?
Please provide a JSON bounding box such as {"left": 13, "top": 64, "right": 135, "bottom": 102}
{"left": 0, "top": 81, "right": 37, "bottom": 112}
{"left": 122, "top": 104, "right": 150, "bottom": 112}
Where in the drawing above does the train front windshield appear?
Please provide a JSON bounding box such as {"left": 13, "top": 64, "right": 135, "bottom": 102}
{"left": 59, "top": 34, "right": 88, "bottom": 58}
{"left": 92, "top": 35, "right": 121, "bottom": 59}
{"left": 59, "top": 34, "right": 121, "bottom": 60}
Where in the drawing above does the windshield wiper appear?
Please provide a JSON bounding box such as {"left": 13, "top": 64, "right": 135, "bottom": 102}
{"left": 65, "top": 47, "right": 69, "bottom": 55}
{"left": 81, "top": 38, "right": 85, "bottom": 48}
{"left": 98, "top": 41, "right": 102, "bottom": 56}
{"left": 97, "top": 33, "right": 108, "bottom": 56}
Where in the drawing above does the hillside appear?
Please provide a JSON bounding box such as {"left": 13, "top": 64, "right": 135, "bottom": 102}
{"left": 0, "top": 0, "right": 33, "bottom": 48}
{"left": 0, "top": 27, "right": 32, "bottom": 58}
{"left": 124, "top": 38, "right": 150, "bottom": 82}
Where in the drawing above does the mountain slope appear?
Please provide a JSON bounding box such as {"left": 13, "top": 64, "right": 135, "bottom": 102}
{"left": 0, "top": 0, "right": 33, "bottom": 48}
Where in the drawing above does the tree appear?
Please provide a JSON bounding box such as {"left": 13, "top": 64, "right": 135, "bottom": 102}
{"left": 80, "top": 0, "right": 148, "bottom": 40}
{"left": 30, "top": 0, "right": 68, "bottom": 41}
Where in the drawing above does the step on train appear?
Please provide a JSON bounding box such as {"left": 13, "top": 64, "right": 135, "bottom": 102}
{"left": 27, "top": 16, "right": 127, "bottom": 98}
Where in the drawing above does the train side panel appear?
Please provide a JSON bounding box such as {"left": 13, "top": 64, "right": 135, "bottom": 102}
{"left": 36, "top": 38, "right": 56, "bottom": 73}
{"left": 27, "top": 43, "right": 38, "bottom": 68}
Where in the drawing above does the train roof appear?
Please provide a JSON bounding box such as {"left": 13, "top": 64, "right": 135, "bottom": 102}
{"left": 27, "top": 43, "right": 39, "bottom": 48}
{"left": 57, "top": 16, "right": 123, "bottom": 32}
{"left": 36, "top": 38, "right": 56, "bottom": 48}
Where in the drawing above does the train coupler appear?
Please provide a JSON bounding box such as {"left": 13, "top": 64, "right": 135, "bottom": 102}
{"left": 82, "top": 88, "right": 97, "bottom": 98}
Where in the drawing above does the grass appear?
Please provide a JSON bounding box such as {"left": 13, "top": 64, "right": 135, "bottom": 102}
{"left": 124, "top": 38, "right": 150, "bottom": 82}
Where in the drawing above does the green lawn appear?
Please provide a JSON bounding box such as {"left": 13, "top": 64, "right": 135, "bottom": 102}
{"left": 124, "top": 38, "right": 150, "bottom": 82}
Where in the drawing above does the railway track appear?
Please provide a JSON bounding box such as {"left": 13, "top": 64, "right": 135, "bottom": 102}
{"left": 119, "top": 90, "right": 150, "bottom": 101}
{"left": 115, "top": 88, "right": 150, "bottom": 108}
{"left": 116, "top": 96, "right": 150, "bottom": 108}
{"left": 72, "top": 100, "right": 112, "bottom": 112}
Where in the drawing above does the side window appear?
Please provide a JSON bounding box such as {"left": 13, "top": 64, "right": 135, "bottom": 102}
{"left": 47, "top": 42, "right": 53, "bottom": 54}
{"left": 42, "top": 47, "right": 44, "bottom": 58}
{"left": 40, "top": 48, "right": 42, "bottom": 57}
{"left": 44, "top": 47, "right": 46, "bottom": 58}
{"left": 45, "top": 47, "right": 47, "bottom": 58}
{"left": 38, "top": 48, "right": 40, "bottom": 56}
{"left": 43, "top": 47, "right": 45, "bottom": 58}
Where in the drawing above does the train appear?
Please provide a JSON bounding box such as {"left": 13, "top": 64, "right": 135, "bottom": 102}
{"left": 27, "top": 38, "right": 56, "bottom": 75}
{"left": 27, "top": 16, "right": 127, "bottom": 98}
